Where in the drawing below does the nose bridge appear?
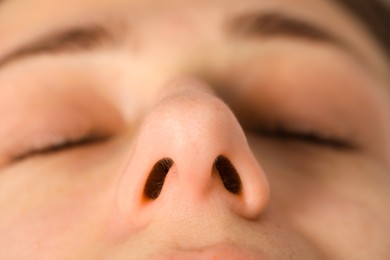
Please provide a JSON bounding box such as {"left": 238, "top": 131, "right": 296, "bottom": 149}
{"left": 115, "top": 81, "right": 269, "bottom": 226}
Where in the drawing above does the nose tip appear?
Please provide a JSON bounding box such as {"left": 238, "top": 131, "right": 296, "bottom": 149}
{"left": 115, "top": 81, "right": 269, "bottom": 226}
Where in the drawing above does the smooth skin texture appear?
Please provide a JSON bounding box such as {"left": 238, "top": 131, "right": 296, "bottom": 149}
{"left": 0, "top": 0, "right": 390, "bottom": 259}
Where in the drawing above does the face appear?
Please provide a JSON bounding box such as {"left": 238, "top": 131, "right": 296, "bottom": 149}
{"left": 0, "top": 0, "right": 390, "bottom": 259}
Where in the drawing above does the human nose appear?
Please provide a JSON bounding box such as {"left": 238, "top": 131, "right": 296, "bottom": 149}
{"left": 115, "top": 79, "right": 270, "bottom": 227}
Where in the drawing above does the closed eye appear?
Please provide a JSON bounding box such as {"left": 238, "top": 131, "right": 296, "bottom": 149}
{"left": 252, "top": 125, "right": 356, "bottom": 150}
{"left": 12, "top": 132, "right": 111, "bottom": 162}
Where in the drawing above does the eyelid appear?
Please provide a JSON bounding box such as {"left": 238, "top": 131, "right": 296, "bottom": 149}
{"left": 0, "top": 86, "right": 126, "bottom": 164}
{"left": 247, "top": 123, "right": 357, "bottom": 150}
{"left": 10, "top": 131, "right": 111, "bottom": 163}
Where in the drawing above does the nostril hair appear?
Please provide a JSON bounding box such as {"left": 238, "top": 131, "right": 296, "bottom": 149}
{"left": 214, "top": 155, "right": 242, "bottom": 194}
{"left": 144, "top": 158, "right": 174, "bottom": 200}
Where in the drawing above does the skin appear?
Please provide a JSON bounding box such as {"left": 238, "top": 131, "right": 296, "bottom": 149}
{"left": 0, "top": 0, "right": 389, "bottom": 259}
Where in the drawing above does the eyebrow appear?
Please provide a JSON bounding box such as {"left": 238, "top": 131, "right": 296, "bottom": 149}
{"left": 227, "top": 11, "right": 358, "bottom": 57}
{"left": 0, "top": 11, "right": 361, "bottom": 69}
{"left": 0, "top": 22, "right": 122, "bottom": 68}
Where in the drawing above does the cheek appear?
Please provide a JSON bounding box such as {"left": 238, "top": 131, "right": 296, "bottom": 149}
{"left": 0, "top": 155, "right": 122, "bottom": 258}
{"left": 269, "top": 160, "right": 390, "bottom": 259}
{"left": 248, "top": 135, "right": 390, "bottom": 257}
{"left": 296, "top": 191, "right": 390, "bottom": 258}
{"left": 0, "top": 187, "right": 109, "bottom": 259}
{"left": 0, "top": 203, "right": 87, "bottom": 258}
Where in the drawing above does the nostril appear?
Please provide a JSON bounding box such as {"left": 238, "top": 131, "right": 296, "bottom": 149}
{"left": 144, "top": 158, "right": 174, "bottom": 200}
{"left": 214, "top": 155, "right": 242, "bottom": 194}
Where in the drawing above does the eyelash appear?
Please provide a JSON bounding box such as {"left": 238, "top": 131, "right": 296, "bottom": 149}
{"left": 11, "top": 123, "right": 353, "bottom": 163}
{"left": 12, "top": 133, "right": 110, "bottom": 162}
{"left": 252, "top": 125, "right": 355, "bottom": 150}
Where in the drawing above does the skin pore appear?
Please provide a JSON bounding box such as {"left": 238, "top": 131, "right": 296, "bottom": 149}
{"left": 0, "top": 0, "right": 390, "bottom": 259}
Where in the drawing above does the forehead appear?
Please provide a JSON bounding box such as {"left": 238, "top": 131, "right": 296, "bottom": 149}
{"left": 0, "top": 0, "right": 368, "bottom": 46}
{"left": 0, "top": 0, "right": 355, "bottom": 24}
{"left": 0, "top": 0, "right": 388, "bottom": 76}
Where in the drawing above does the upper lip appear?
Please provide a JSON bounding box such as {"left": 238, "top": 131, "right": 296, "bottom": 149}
{"left": 154, "top": 243, "right": 262, "bottom": 260}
